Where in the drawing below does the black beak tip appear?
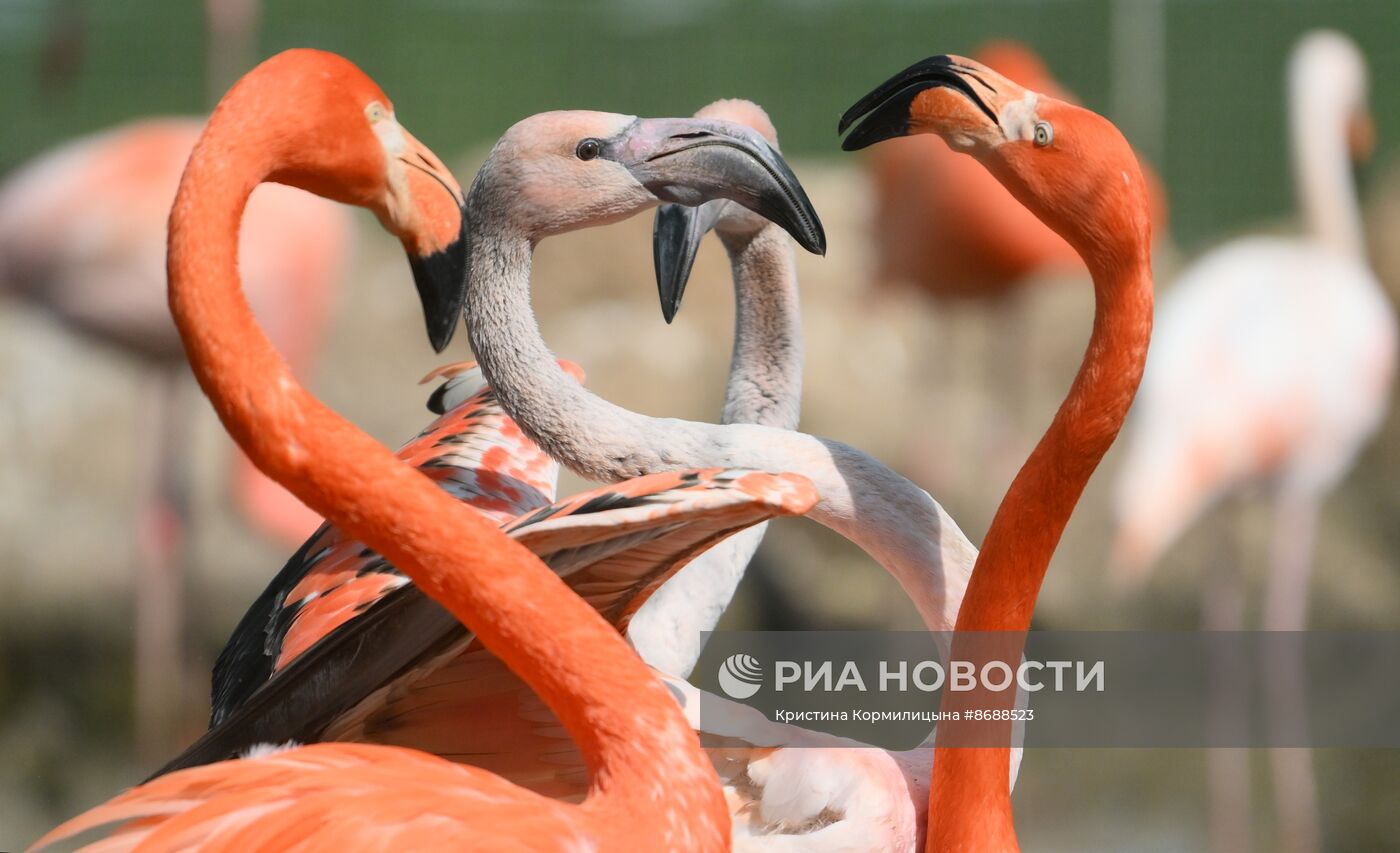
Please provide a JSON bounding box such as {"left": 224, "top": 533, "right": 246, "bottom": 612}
{"left": 837, "top": 55, "right": 964, "bottom": 152}
{"left": 653, "top": 202, "right": 703, "bottom": 326}
{"left": 408, "top": 228, "right": 470, "bottom": 354}
{"left": 427, "top": 318, "right": 457, "bottom": 354}
{"left": 838, "top": 91, "right": 916, "bottom": 152}
{"left": 836, "top": 105, "right": 865, "bottom": 136}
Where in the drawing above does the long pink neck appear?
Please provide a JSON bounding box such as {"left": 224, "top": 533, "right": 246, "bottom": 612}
{"left": 927, "top": 242, "right": 1152, "bottom": 851}
{"left": 168, "top": 92, "right": 725, "bottom": 844}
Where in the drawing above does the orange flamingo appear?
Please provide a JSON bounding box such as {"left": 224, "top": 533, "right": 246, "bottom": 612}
{"left": 35, "top": 48, "right": 735, "bottom": 850}
{"left": 841, "top": 51, "right": 1154, "bottom": 850}
{"left": 0, "top": 117, "right": 348, "bottom": 759}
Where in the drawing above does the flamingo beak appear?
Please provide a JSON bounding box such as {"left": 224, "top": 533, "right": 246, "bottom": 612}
{"left": 396, "top": 130, "right": 469, "bottom": 353}
{"left": 838, "top": 54, "right": 1002, "bottom": 150}
{"left": 1348, "top": 108, "right": 1376, "bottom": 163}
{"left": 652, "top": 200, "right": 725, "bottom": 324}
{"left": 618, "top": 117, "right": 827, "bottom": 258}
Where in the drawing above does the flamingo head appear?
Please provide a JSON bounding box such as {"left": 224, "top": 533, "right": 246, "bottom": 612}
{"left": 839, "top": 54, "right": 1151, "bottom": 265}
{"left": 1290, "top": 31, "right": 1374, "bottom": 164}
{"left": 231, "top": 49, "right": 468, "bottom": 352}
{"left": 469, "top": 109, "right": 824, "bottom": 318}
{"left": 652, "top": 99, "right": 787, "bottom": 323}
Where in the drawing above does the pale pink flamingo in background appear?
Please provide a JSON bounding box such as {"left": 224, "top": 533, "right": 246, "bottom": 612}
{"left": 37, "top": 48, "right": 743, "bottom": 851}
{"left": 1, "top": 0, "right": 346, "bottom": 762}
{"left": 0, "top": 118, "right": 348, "bottom": 760}
{"left": 840, "top": 51, "right": 1155, "bottom": 850}
{"left": 1111, "top": 31, "right": 1396, "bottom": 853}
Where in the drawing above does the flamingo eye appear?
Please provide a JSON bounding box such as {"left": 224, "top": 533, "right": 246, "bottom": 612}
{"left": 365, "top": 102, "right": 387, "bottom": 123}
{"left": 1033, "top": 121, "right": 1053, "bottom": 148}
{"left": 575, "top": 138, "right": 602, "bottom": 161}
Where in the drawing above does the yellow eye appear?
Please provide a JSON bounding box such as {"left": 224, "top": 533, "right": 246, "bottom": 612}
{"left": 365, "top": 102, "right": 387, "bottom": 123}
{"left": 1033, "top": 121, "right": 1053, "bottom": 148}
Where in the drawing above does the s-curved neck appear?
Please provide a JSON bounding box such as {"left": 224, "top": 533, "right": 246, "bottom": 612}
{"left": 1291, "top": 67, "right": 1366, "bottom": 258}
{"left": 719, "top": 224, "right": 803, "bottom": 430}
{"left": 170, "top": 96, "right": 724, "bottom": 838}
{"left": 928, "top": 243, "right": 1153, "bottom": 851}
{"left": 464, "top": 198, "right": 978, "bottom": 642}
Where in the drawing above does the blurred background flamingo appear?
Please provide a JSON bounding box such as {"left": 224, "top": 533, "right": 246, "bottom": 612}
{"left": 0, "top": 0, "right": 348, "bottom": 761}
{"left": 1111, "top": 30, "right": 1397, "bottom": 853}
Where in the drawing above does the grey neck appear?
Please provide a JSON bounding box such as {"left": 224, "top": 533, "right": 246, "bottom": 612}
{"left": 718, "top": 224, "right": 803, "bottom": 430}
{"left": 462, "top": 198, "right": 976, "bottom": 640}
{"left": 465, "top": 218, "right": 712, "bottom": 482}
{"left": 627, "top": 222, "right": 803, "bottom": 676}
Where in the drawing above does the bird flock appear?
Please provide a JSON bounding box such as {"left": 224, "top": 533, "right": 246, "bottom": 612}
{"left": 0, "top": 21, "right": 1393, "bottom": 853}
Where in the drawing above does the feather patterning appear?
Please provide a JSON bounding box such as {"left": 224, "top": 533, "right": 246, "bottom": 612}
{"left": 208, "top": 360, "right": 577, "bottom": 725}
{"left": 160, "top": 362, "right": 816, "bottom": 780}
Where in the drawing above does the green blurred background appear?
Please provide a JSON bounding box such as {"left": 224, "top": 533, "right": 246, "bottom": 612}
{"left": 2, "top": 0, "right": 1398, "bottom": 850}
{"left": 3, "top": 0, "right": 1399, "bottom": 247}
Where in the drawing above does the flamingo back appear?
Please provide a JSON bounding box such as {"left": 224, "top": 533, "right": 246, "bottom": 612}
{"left": 32, "top": 742, "right": 609, "bottom": 852}
{"left": 1112, "top": 237, "right": 1397, "bottom": 576}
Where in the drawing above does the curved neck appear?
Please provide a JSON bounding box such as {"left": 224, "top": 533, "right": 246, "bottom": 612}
{"left": 624, "top": 223, "right": 804, "bottom": 675}
{"left": 171, "top": 100, "right": 723, "bottom": 835}
{"left": 719, "top": 224, "right": 803, "bottom": 430}
{"left": 1291, "top": 75, "right": 1365, "bottom": 258}
{"left": 464, "top": 191, "right": 977, "bottom": 642}
{"left": 928, "top": 245, "right": 1152, "bottom": 851}
{"left": 958, "top": 251, "right": 1151, "bottom": 632}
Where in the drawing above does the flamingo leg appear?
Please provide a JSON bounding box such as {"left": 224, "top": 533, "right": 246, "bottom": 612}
{"left": 1203, "top": 498, "right": 1252, "bottom": 853}
{"left": 1262, "top": 491, "right": 1322, "bottom": 853}
{"left": 132, "top": 369, "right": 190, "bottom": 764}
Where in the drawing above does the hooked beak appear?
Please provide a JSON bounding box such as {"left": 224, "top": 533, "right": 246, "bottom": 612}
{"left": 838, "top": 55, "right": 1003, "bottom": 151}
{"left": 619, "top": 117, "right": 826, "bottom": 258}
{"left": 652, "top": 200, "right": 725, "bottom": 324}
{"left": 396, "top": 130, "right": 469, "bottom": 353}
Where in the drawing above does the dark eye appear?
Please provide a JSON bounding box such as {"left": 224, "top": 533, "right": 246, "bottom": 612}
{"left": 576, "top": 138, "right": 602, "bottom": 161}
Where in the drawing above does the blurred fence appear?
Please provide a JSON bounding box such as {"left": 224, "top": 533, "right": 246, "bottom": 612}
{"left": 1, "top": 0, "right": 1398, "bottom": 248}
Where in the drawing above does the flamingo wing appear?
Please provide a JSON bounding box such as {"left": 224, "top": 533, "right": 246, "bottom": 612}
{"left": 160, "top": 469, "right": 815, "bottom": 779}
{"left": 318, "top": 470, "right": 817, "bottom": 792}
{"left": 209, "top": 363, "right": 570, "bottom": 726}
